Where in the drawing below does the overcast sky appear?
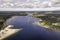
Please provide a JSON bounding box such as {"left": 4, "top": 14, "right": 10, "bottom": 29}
{"left": 0, "top": 0, "right": 60, "bottom": 8}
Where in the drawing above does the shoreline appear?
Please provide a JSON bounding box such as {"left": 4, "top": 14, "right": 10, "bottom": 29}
{"left": 0, "top": 25, "right": 22, "bottom": 40}
{"left": 34, "top": 22, "right": 50, "bottom": 28}
{"left": 34, "top": 22, "right": 60, "bottom": 32}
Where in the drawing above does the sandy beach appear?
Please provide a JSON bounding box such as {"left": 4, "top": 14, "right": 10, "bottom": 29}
{"left": 0, "top": 25, "right": 22, "bottom": 40}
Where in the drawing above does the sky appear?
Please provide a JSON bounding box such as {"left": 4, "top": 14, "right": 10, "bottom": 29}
{"left": 0, "top": 0, "right": 60, "bottom": 8}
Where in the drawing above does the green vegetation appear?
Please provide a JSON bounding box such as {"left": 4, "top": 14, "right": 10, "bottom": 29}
{"left": 33, "top": 13, "right": 60, "bottom": 31}
{"left": 0, "top": 13, "right": 28, "bottom": 30}
{"left": 0, "top": 17, "right": 5, "bottom": 30}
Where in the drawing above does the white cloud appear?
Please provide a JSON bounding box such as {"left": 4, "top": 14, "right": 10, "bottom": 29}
{"left": 40, "top": 0, "right": 60, "bottom": 7}
{"left": 2, "top": 0, "right": 13, "bottom": 2}
{"left": 49, "top": 0, "right": 60, "bottom": 7}
{"left": 51, "top": 0, "right": 60, "bottom": 3}
{"left": 0, "top": 0, "right": 60, "bottom": 8}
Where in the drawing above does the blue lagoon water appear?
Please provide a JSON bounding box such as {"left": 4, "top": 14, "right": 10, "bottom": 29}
{"left": 4, "top": 16, "right": 60, "bottom": 40}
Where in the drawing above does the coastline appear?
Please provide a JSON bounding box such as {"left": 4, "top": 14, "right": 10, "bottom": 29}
{"left": 34, "top": 22, "right": 60, "bottom": 31}
{"left": 34, "top": 22, "right": 50, "bottom": 28}
{"left": 0, "top": 25, "right": 22, "bottom": 40}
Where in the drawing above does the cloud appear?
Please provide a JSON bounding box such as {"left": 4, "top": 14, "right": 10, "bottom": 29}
{"left": 40, "top": 0, "right": 60, "bottom": 8}
{"left": 0, "top": 0, "right": 60, "bottom": 8}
